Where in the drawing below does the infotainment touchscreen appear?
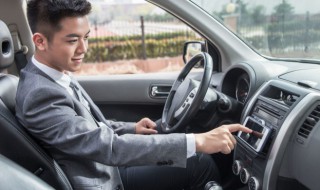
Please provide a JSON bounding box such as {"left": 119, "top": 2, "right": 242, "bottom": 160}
{"left": 238, "top": 116, "right": 270, "bottom": 152}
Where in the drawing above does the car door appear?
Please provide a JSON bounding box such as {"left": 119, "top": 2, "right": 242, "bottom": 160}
{"left": 78, "top": 72, "right": 177, "bottom": 123}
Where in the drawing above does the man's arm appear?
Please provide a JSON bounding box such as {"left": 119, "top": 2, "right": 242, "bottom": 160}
{"left": 16, "top": 85, "right": 188, "bottom": 167}
{"left": 133, "top": 118, "right": 252, "bottom": 157}
{"left": 194, "top": 124, "right": 252, "bottom": 154}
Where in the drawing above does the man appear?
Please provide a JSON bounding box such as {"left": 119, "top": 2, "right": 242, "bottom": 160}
{"left": 15, "top": 0, "right": 252, "bottom": 190}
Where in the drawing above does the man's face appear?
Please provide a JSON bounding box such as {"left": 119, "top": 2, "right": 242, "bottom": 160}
{"left": 35, "top": 16, "right": 90, "bottom": 73}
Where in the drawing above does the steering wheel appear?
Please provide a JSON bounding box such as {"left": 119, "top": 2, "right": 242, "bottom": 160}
{"left": 161, "top": 52, "right": 213, "bottom": 133}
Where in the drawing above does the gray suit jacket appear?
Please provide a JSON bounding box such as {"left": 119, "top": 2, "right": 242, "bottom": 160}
{"left": 15, "top": 61, "right": 187, "bottom": 190}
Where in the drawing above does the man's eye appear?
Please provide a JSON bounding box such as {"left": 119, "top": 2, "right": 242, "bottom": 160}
{"left": 68, "top": 39, "right": 78, "bottom": 43}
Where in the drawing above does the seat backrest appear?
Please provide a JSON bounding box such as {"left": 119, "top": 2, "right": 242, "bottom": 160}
{"left": 0, "top": 20, "right": 73, "bottom": 190}
{"left": 0, "top": 154, "right": 54, "bottom": 190}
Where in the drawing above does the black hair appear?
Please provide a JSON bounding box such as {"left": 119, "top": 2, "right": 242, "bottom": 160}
{"left": 27, "top": 0, "right": 92, "bottom": 41}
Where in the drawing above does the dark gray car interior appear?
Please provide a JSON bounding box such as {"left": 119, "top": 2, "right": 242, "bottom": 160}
{"left": 1, "top": 0, "right": 320, "bottom": 189}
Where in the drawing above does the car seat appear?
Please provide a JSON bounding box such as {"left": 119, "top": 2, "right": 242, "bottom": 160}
{"left": 0, "top": 19, "right": 73, "bottom": 190}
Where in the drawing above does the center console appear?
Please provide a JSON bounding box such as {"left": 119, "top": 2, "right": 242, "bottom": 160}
{"left": 233, "top": 80, "right": 305, "bottom": 190}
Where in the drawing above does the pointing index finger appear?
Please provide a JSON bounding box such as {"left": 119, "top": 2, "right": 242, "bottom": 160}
{"left": 226, "top": 124, "right": 252, "bottom": 133}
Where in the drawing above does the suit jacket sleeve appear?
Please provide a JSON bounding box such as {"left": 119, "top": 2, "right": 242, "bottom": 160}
{"left": 16, "top": 81, "right": 187, "bottom": 168}
{"left": 105, "top": 120, "right": 136, "bottom": 135}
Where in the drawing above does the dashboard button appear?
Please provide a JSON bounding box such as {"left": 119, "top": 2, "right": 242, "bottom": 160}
{"left": 248, "top": 177, "right": 260, "bottom": 190}
{"left": 240, "top": 168, "right": 250, "bottom": 184}
{"left": 232, "top": 160, "right": 242, "bottom": 175}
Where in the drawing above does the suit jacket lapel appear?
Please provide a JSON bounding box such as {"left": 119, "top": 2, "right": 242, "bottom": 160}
{"left": 27, "top": 61, "right": 109, "bottom": 125}
{"left": 75, "top": 81, "right": 107, "bottom": 123}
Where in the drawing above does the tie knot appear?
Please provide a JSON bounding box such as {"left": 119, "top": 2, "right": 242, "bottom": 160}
{"left": 69, "top": 80, "right": 82, "bottom": 102}
{"left": 69, "top": 81, "right": 79, "bottom": 90}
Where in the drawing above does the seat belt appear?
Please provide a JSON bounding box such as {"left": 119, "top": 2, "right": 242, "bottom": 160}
{"left": 14, "top": 49, "right": 28, "bottom": 73}
{"left": 9, "top": 26, "right": 29, "bottom": 74}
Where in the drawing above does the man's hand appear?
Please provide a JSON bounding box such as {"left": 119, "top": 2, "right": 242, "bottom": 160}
{"left": 194, "top": 124, "right": 252, "bottom": 154}
{"left": 135, "top": 118, "right": 158, "bottom": 135}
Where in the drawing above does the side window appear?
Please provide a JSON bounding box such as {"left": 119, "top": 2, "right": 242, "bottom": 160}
{"left": 76, "top": 1, "right": 203, "bottom": 76}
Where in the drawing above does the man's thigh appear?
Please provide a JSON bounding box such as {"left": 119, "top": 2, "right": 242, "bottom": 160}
{"left": 119, "top": 153, "right": 220, "bottom": 190}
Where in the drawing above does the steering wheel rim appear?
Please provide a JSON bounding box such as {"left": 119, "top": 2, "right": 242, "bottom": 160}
{"left": 161, "top": 52, "right": 213, "bottom": 133}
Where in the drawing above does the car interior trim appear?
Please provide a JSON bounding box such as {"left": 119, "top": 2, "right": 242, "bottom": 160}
{"left": 263, "top": 91, "right": 319, "bottom": 189}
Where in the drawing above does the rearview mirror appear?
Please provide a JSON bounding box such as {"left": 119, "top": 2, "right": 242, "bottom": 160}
{"left": 183, "top": 41, "right": 206, "bottom": 67}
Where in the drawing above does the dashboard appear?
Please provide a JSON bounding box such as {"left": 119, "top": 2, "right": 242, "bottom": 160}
{"left": 220, "top": 66, "right": 253, "bottom": 105}
{"left": 219, "top": 63, "right": 320, "bottom": 190}
{"left": 235, "top": 73, "right": 250, "bottom": 104}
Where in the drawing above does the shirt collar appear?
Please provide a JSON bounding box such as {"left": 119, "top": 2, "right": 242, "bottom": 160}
{"left": 32, "top": 56, "right": 73, "bottom": 93}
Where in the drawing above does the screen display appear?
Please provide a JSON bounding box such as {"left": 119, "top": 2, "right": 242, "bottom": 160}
{"left": 257, "top": 108, "right": 278, "bottom": 125}
{"left": 238, "top": 117, "right": 270, "bottom": 152}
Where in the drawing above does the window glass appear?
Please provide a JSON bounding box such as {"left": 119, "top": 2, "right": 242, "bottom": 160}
{"left": 190, "top": 0, "right": 320, "bottom": 62}
{"left": 77, "top": 1, "right": 202, "bottom": 76}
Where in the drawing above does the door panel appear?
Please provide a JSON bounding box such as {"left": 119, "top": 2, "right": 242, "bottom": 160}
{"left": 77, "top": 72, "right": 179, "bottom": 122}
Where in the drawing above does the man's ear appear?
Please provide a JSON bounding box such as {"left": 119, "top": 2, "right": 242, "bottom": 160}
{"left": 33, "top": 33, "right": 47, "bottom": 51}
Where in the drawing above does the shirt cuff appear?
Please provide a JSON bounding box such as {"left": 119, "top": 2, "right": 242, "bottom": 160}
{"left": 186, "top": 134, "right": 196, "bottom": 158}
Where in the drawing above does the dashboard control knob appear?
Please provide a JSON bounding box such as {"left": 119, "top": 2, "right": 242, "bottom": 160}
{"left": 240, "top": 168, "right": 250, "bottom": 184}
{"left": 248, "top": 177, "right": 260, "bottom": 190}
{"left": 204, "top": 181, "right": 223, "bottom": 190}
{"left": 232, "top": 160, "right": 242, "bottom": 175}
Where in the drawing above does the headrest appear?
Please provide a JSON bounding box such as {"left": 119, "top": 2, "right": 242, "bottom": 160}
{"left": 0, "top": 20, "right": 14, "bottom": 69}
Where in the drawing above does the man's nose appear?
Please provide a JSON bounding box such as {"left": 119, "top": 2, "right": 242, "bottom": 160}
{"left": 77, "top": 40, "right": 88, "bottom": 53}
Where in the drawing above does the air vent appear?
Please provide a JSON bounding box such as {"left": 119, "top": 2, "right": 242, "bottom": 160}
{"left": 298, "top": 105, "right": 320, "bottom": 138}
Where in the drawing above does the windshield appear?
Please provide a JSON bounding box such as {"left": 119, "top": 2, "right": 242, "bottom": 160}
{"left": 190, "top": 0, "right": 320, "bottom": 61}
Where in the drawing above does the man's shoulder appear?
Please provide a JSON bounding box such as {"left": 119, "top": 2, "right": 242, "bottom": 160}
{"left": 19, "top": 62, "right": 54, "bottom": 87}
{"left": 17, "top": 63, "right": 64, "bottom": 100}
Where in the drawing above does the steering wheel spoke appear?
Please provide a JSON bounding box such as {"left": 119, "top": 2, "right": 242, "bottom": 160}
{"left": 161, "top": 52, "right": 214, "bottom": 133}
{"left": 173, "top": 88, "right": 197, "bottom": 119}
{"left": 171, "top": 80, "right": 183, "bottom": 92}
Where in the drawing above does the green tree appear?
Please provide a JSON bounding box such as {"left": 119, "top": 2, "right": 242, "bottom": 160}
{"left": 143, "top": 12, "right": 177, "bottom": 22}
{"left": 272, "top": 0, "right": 295, "bottom": 22}
{"left": 251, "top": 5, "right": 266, "bottom": 25}
{"left": 235, "top": 0, "right": 249, "bottom": 26}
